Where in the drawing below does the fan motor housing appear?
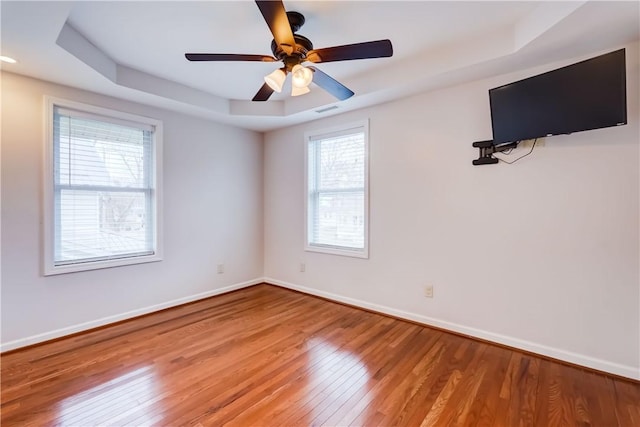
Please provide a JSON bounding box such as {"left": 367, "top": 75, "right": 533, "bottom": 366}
{"left": 271, "top": 34, "right": 313, "bottom": 64}
{"left": 270, "top": 11, "right": 313, "bottom": 69}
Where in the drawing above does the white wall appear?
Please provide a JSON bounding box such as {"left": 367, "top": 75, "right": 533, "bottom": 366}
{"left": 263, "top": 44, "right": 640, "bottom": 379}
{"left": 2, "top": 45, "right": 638, "bottom": 380}
{"left": 1, "top": 72, "right": 264, "bottom": 349}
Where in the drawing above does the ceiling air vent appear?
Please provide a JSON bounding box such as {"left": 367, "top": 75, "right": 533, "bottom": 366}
{"left": 315, "top": 105, "right": 339, "bottom": 113}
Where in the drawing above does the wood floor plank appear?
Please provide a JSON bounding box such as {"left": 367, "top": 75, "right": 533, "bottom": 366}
{"left": 259, "top": 320, "right": 407, "bottom": 426}
{"left": 322, "top": 329, "right": 440, "bottom": 427}
{"left": 186, "top": 312, "right": 396, "bottom": 425}
{"left": 374, "top": 338, "right": 447, "bottom": 426}
{"left": 614, "top": 377, "right": 640, "bottom": 426}
{"left": 117, "top": 300, "right": 362, "bottom": 426}
{"left": 1, "top": 284, "right": 638, "bottom": 426}
{"left": 582, "top": 371, "right": 619, "bottom": 426}
{"left": 3, "top": 291, "right": 322, "bottom": 424}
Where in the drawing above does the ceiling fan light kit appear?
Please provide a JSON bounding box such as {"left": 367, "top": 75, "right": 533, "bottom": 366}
{"left": 291, "top": 85, "right": 311, "bottom": 97}
{"left": 291, "top": 64, "right": 313, "bottom": 88}
{"left": 264, "top": 68, "right": 287, "bottom": 92}
{"left": 185, "top": 0, "right": 393, "bottom": 102}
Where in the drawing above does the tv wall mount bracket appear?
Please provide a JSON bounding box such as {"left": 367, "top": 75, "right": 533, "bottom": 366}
{"left": 472, "top": 140, "right": 517, "bottom": 165}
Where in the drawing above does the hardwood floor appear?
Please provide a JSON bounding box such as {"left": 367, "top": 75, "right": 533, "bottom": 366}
{"left": 1, "top": 284, "right": 639, "bottom": 426}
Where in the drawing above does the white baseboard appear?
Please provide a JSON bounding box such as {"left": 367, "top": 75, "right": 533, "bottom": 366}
{"left": 5, "top": 276, "right": 637, "bottom": 380}
{"left": 264, "top": 277, "right": 639, "bottom": 381}
{"left": 0, "top": 278, "right": 264, "bottom": 353}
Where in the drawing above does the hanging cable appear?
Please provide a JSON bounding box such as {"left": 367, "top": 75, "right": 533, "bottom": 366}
{"left": 494, "top": 139, "right": 538, "bottom": 164}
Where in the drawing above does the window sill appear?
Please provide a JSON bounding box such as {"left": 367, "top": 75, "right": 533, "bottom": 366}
{"left": 44, "top": 253, "right": 163, "bottom": 276}
{"left": 305, "top": 244, "right": 369, "bottom": 259}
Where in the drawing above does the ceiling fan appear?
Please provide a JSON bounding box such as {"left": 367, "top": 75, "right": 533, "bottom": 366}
{"left": 185, "top": 0, "right": 393, "bottom": 102}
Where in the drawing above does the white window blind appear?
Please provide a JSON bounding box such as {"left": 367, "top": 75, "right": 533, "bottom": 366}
{"left": 52, "top": 105, "right": 157, "bottom": 267}
{"left": 306, "top": 122, "right": 368, "bottom": 257}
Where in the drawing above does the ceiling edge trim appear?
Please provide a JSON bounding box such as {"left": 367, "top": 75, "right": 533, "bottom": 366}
{"left": 55, "top": 21, "right": 230, "bottom": 116}
{"left": 53, "top": 3, "right": 588, "bottom": 122}
{"left": 515, "top": 1, "right": 588, "bottom": 51}
{"left": 56, "top": 23, "right": 117, "bottom": 82}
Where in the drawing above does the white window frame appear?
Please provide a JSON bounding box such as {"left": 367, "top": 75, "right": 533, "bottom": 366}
{"left": 43, "top": 96, "right": 163, "bottom": 275}
{"left": 304, "top": 119, "right": 369, "bottom": 259}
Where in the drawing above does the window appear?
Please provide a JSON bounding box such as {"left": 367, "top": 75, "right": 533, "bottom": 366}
{"left": 44, "top": 97, "right": 162, "bottom": 275}
{"left": 305, "top": 120, "right": 369, "bottom": 258}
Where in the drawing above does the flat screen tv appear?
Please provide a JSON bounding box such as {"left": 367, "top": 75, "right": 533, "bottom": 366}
{"left": 489, "top": 49, "right": 627, "bottom": 145}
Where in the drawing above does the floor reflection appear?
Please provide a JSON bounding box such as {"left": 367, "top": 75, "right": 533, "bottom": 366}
{"left": 56, "top": 366, "right": 158, "bottom": 426}
{"left": 306, "top": 338, "right": 371, "bottom": 422}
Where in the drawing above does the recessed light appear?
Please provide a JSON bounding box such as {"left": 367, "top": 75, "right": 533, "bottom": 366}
{"left": 0, "top": 56, "right": 17, "bottom": 64}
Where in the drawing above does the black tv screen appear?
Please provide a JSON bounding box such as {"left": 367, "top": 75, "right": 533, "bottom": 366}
{"left": 489, "top": 49, "right": 627, "bottom": 145}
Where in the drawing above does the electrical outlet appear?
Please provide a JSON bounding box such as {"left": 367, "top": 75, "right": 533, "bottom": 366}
{"left": 424, "top": 285, "right": 433, "bottom": 298}
{"left": 300, "top": 263, "right": 306, "bottom": 272}
{"left": 217, "top": 264, "right": 224, "bottom": 274}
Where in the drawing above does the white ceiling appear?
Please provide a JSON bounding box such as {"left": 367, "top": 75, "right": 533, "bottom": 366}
{"left": 1, "top": 1, "right": 639, "bottom": 131}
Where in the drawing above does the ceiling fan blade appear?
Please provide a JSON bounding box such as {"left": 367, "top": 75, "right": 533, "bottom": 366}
{"left": 252, "top": 82, "right": 275, "bottom": 101}
{"left": 308, "top": 66, "right": 354, "bottom": 101}
{"left": 306, "top": 39, "right": 393, "bottom": 63}
{"left": 185, "top": 53, "right": 276, "bottom": 62}
{"left": 255, "top": 1, "right": 295, "bottom": 56}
